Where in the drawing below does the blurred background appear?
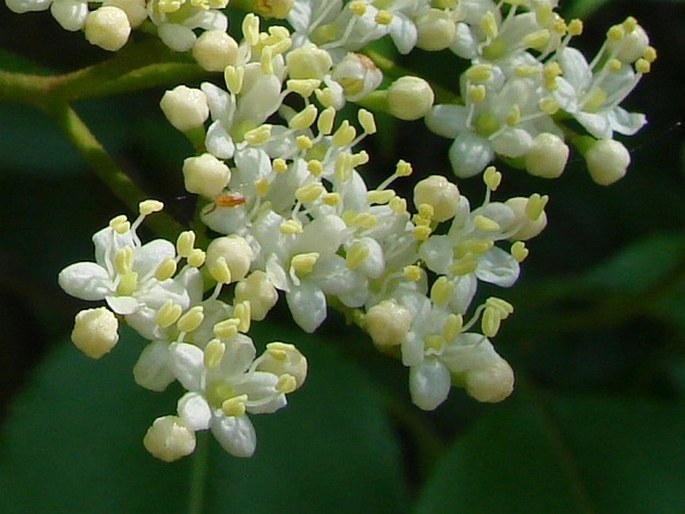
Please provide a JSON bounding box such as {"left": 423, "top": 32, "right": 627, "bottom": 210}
{"left": 1, "top": 0, "right": 685, "bottom": 512}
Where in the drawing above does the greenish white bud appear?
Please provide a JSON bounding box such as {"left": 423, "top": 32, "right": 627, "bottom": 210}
{"left": 364, "top": 300, "right": 412, "bottom": 347}
{"left": 234, "top": 271, "right": 278, "bottom": 321}
{"left": 160, "top": 85, "right": 209, "bottom": 132}
{"left": 586, "top": 139, "right": 630, "bottom": 186}
{"left": 413, "top": 175, "right": 460, "bottom": 222}
{"left": 286, "top": 43, "right": 333, "bottom": 80}
{"left": 505, "top": 197, "right": 548, "bottom": 241}
{"left": 84, "top": 6, "right": 131, "bottom": 51}
{"left": 525, "top": 133, "right": 569, "bottom": 179}
{"left": 182, "top": 153, "right": 230, "bottom": 199}
{"left": 388, "top": 76, "right": 434, "bottom": 121}
{"left": 103, "top": 0, "right": 146, "bottom": 27}
{"left": 416, "top": 9, "right": 456, "bottom": 51}
{"left": 71, "top": 307, "right": 119, "bottom": 359}
{"left": 465, "top": 358, "right": 514, "bottom": 403}
{"left": 192, "top": 30, "right": 239, "bottom": 72}
{"left": 51, "top": 0, "right": 88, "bottom": 31}
{"left": 143, "top": 415, "right": 196, "bottom": 462}
{"left": 206, "top": 235, "right": 254, "bottom": 282}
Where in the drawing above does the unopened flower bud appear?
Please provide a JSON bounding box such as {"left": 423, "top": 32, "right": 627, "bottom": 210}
{"left": 505, "top": 197, "right": 548, "bottom": 241}
{"left": 143, "top": 415, "right": 196, "bottom": 462}
{"left": 206, "top": 235, "right": 254, "bottom": 282}
{"left": 413, "top": 175, "right": 460, "bottom": 222}
{"left": 364, "top": 300, "right": 412, "bottom": 347}
{"left": 465, "top": 358, "right": 514, "bottom": 402}
{"left": 103, "top": 0, "right": 146, "bottom": 27}
{"left": 387, "top": 76, "right": 434, "bottom": 121}
{"left": 84, "top": 6, "right": 131, "bottom": 51}
{"left": 286, "top": 43, "right": 333, "bottom": 80}
{"left": 234, "top": 271, "right": 278, "bottom": 320}
{"left": 182, "top": 153, "right": 230, "bottom": 198}
{"left": 160, "top": 86, "right": 209, "bottom": 132}
{"left": 585, "top": 139, "right": 631, "bottom": 186}
{"left": 253, "top": 0, "right": 293, "bottom": 18}
{"left": 71, "top": 307, "right": 119, "bottom": 359}
{"left": 192, "top": 30, "right": 239, "bottom": 72}
{"left": 51, "top": 0, "right": 88, "bottom": 31}
{"left": 525, "top": 133, "right": 569, "bottom": 178}
{"left": 416, "top": 9, "right": 456, "bottom": 51}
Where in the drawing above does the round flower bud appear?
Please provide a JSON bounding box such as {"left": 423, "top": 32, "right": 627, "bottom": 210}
{"left": 71, "top": 307, "right": 119, "bottom": 359}
{"left": 364, "top": 300, "right": 412, "bottom": 347}
{"left": 585, "top": 139, "right": 631, "bottom": 186}
{"left": 504, "top": 197, "right": 548, "bottom": 241}
{"left": 525, "top": 132, "right": 569, "bottom": 179}
{"left": 253, "top": 0, "right": 293, "bottom": 19}
{"left": 286, "top": 43, "right": 333, "bottom": 80}
{"left": 234, "top": 271, "right": 278, "bottom": 320}
{"left": 103, "top": 0, "right": 147, "bottom": 27}
{"left": 143, "top": 415, "right": 196, "bottom": 462}
{"left": 206, "top": 235, "right": 254, "bottom": 282}
{"left": 608, "top": 24, "right": 649, "bottom": 63}
{"left": 413, "top": 175, "right": 460, "bottom": 222}
{"left": 182, "top": 153, "right": 230, "bottom": 198}
{"left": 192, "top": 30, "right": 239, "bottom": 72}
{"left": 416, "top": 9, "right": 456, "bottom": 51}
{"left": 160, "top": 85, "right": 209, "bottom": 133}
{"left": 51, "top": 0, "right": 88, "bottom": 31}
{"left": 387, "top": 76, "right": 434, "bottom": 121}
{"left": 256, "top": 342, "right": 308, "bottom": 389}
{"left": 84, "top": 6, "right": 131, "bottom": 52}
{"left": 331, "top": 53, "right": 382, "bottom": 101}
{"left": 465, "top": 358, "right": 514, "bottom": 403}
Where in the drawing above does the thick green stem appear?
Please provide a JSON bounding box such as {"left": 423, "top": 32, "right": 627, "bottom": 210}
{"left": 188, "top": 431, "right": 210, "bottom": 514}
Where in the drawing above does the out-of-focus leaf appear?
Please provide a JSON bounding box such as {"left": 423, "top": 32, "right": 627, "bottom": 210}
{"left": 0, "top": 48, "right": 53, "bottom": 74}
{"left": 416, "top": 392, "right": 685, "bottom": 514}
{"left": 563, "top": 0, "right": 613, "bottom": 19}
{"left": 0, "top": 323, "right": 409, "bottom": 514}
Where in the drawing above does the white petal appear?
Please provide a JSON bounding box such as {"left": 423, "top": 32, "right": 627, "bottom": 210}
{"left": 58, "top": 262, "right": 112, "bottom": 300}
{"left": 492, "top": 128, "right": 533, "bottom": 157}
{"left": 608, "top": 106, "right": 646, "bottom": 136}
{"left": 178, "top": 392, "right": 212, "bottom": 431}
{"left": 425, "top": 104, "right": 468, "bottom": 139}
{"left": 557, "top": 47, "right": 592, "bottom": 91}
{"left": 169, "top": 342, "right": 205, "bottom": 392}
{"left": 205, "top": 120, "right": 235, "bottom": 160}
{"left": 418, "top": 235, "right": 453, "bottom": 275}
{"left": 286, "top": 282, "right": 327, "bottom": 333}
{"left": 105, "top": 295, "right": 140, "bottom": 315}
{"left": 219, "top": 334, "right": 257, "bottom": 376}
{"left": 292, "top": 214, "right": 346, "bottom": 256}
{"left": 449, "top": 133, "right": 493, "bottom": 178}
{"left": 389, "top": 14, "right": 417, "bottom": 54}
{"left": 409, "top": 358, "right": 451, "bottom": 411}
{"left": 576, "top": 111, "right": 612, "bottom": 139}
{"left": 475, "top": 247, "right": 520, "bottom": 287}
{"left": 134, "top": 239, "right": 175, "bottom": 276}
{"left": 211, "top": 414, "right": 257, "bottom": 457}
{"left": 158, "top": 23, "right": 197, "bottom": 52}
{"left": 133, "top": 340, "right": 175, "bottom": 391}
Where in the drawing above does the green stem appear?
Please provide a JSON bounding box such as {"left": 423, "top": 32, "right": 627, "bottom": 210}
{"left": 45, "top": 101, "right": 185, "bottom": 240}
{"left": 189, "top": 431, "right": 210, "bottom": 514}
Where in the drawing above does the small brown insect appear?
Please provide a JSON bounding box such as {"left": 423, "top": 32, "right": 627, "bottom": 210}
{"left": 205, "top": 192, "right": 246, "bottom": 214}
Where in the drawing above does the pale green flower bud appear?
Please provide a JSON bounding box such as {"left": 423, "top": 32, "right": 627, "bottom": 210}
{"left": 192, "top": 30, "right": 239, "bottom": 72}
{"left": 525, "top": 132, "right": 569, "bottom": 179}
{"left": 505, "top": 197, "right": 548, "bottom": 241}
{"left": 51, "top": 0, "right": 88, "bottom": 31}
{"left": 413, "top": 175, "right": 460, "bottom": 222}
{"left": 143, "top": 415, "right": 196, "bottom": 462}
{"left": 206, "top": 235, "right": 254, "bottom": 282}
{"left": 71, "top": 307, "right": 119, "bottom": 359}
{"left": 160, "top": 85, "right": 209, "bottom": 132}
{"left": 182, "top": 153, "right": 230, "bottom": 198}
{"left": 234, "top": 271, "right": 278, "bottom": 320}
{"left": 84, "top": 6, "right": 131, "bottom": 51}
{"left": 103, "top": 0, "right": 146, "bottom": 27}
{"left": 286, "top": 43, "right": 333, "bottom": 80}
{"left": 364, "top": 300, "right": 412, "bottom": 347}
{"left": 465, "top": 358, "right": 514, "bottom": 403}
{"left": 416, "top": 9, "right": 456, "bottom": 51}
{"left": 585, "top": 139, "right": 630, "bottom": 186}
{"left": 388, "top": 76, "right": 434, "bottom": 121}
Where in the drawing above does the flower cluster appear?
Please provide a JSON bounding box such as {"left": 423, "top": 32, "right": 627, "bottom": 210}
{"left": 38, "top": 0, "right": 654, "bottom": 461}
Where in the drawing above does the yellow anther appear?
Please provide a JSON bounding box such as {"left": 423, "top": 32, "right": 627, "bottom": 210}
{"left": 156, "top": 300, "right": 183, "bottom": 328}
{"left": 291, "top": 252, "right": 319, "bottom": 276}
{"left": 430, "top": 276, "right": 454, "bottom": 307}
{"left": 109, "top": 215, "right": 130, "bottom": 234}
{"left": 286, "top": 79, "right": 321, "bottom": 98}
{"left": 210, "top": 256, "right": 232, "bottom": 284}
{"left": 222, "top": 395, "right": 248, "bottom": 417}
{"left": 539, "top": 97, "right": 560, "bottom": 114}
{"left": 295, "top": 182, "right": 325, "bottom": 203}
{"left": 233, "top": 301, "right": 251, "bottom": 333}
{"left": 323, "top": 192, "right": 341, "bottom": 206}
{"left": 224, "top": 65, "right": 244, "bottom": 95}
{"left": 474, "top": 214, "right": 501, "bottom": 232}
{"left": 254, "top": 178, "right": 269, "bottom": 197}
{"left": 367, "top": 190, "right": 395, "bottom": 204}
{"left": 358, "top": 109, "right": 377, "bottom": 134}
{"left": 443, "top": 314, "right": 463, "bottom": 342}
{"left": 176, "top": 230, "right": 196, "bottom": 258}
{"left": 158, "top": 0, "right": 182, "bottom": 13}
{"left": 568, "top": 19, "right": 583, "bottom": 36}
{"left": 334, "top": 153, "right": 353, "bottom": 182}
{"left": 155, "top": 257, "right": 177, "bottom": 281}
{"left": 396, "top": 159, "right": 413, "bottom": 177}
{"left": 389, "top": 196, "right": 407, "bottom": 214}
{"left": 413, "top": 214, "right": 430, "bottom": 227}
{"left": 480, "top": 11, "right": 498, "bottom": 39}
{"left": 403, "top": 265, "right": 422, "bottom": 282}
{"left": 244, "top": 124, "right": 273, "bottom": 145}
{"left": 608, "top": 58, "right": 622, "bottom": 73}
{"left": 465, "top": 63, "right": 493, "bottom": 83}
{"left": 506, "top": 104, "right": 521, "bottom": 127}
{"left": 307, "top": 159, "right": 324, "bottom": 177}
{"left": 332, "top": 120, "right": 357, "bottom": 147}
{"left": 203, "top": 339, "right": 226, "bottom": 370}
{"left": 523, "top": 29, "right": 550, "bottom": 50}
{"left": 515, "top": 65, "right": 541, "bottom": 78}
{"left": 352, "top": 150, "right": 369, "bottom": 167}
{"left": 525, "top": 193, "right": 548, "bottom": 221}
{"left": 296, "top": 135, "right": 313, "bottom": 150}
{"left": 535, "top": 2, "right": 553, "bottom": 26}
{"left": 486, "top": 296, "right": 514, "bottom": 316}
{"left": 343, "top": 211, "right": 377, "bottom": 229}
{"left": 607, "top": 24, "right": 624, "bottom": 41}
{"left": 315, "top": 87, "right": 337, "bottom": 108}
{"left": 213, "top": 318, "right": 239, "bottom": 339}
{"left": 468, "top": 84, "right": 487, "bottom": 103}
{"left": 459, "top": 239, "right": 494, "bottom": 256}
{"left": 635, "top": 59, "right": 650, "bottom": 74}
{"left": 187, "top": 248, "right": 206, "bottom": 268}
{"left": 242, "top": 13, "right": 260, "bottom": 46}
{"left": 623, "top": 16, "right": 638, "bottom": 33}
{"left": 273, "top": 158, "right": 288, "bottom": 173}
{"left": 177, "top": 306, "right": 204, "bottom": 333}
{"left": 418, "top": 203, "right": 435, "bottom": 220}
{"left": 280, "top": 219, "right": 304, "bottom": 235}
{"left": 289, "top": 105, "right": 318, "bottom": 130}
{"left": 643, "top": 46, "right": 657, "bottom": 63}
{"left": 511, "top": 241, "right": 529, "bottom": 262}
{"left": 346, "top": 242, "right": 369, "bottom": 270}
{"left": 481, "top": 307, "right": 501, "bottom": 337}
{"left": 543, "top": 62, "right": 562, "bottom": 80}
{"left": 276, "top": 373, "right": 297, "bottom": 394}
{"left": 413, "top": 225, "right": 432, "bottom": 241}
{"left": 317, "top": 106, "right": 335, "bottom": 135}
{"left": 483, "top": 166, "right": 502, "bottom": 191}
{"left": 424, "top": 334, "right": 444, "bottom": 352}
{"left": 269, "top": 37, "right": 292, "bottom": 56}
{"left": 375, "top": 9, "right": 393, "bottom": 25}
{"left": 114, "top": 246, "right": 133, "bottom": 275}
{"left": 552, "top": 17, "right": 567, "bottom": 35}
{"left": 116, "top": 272, "right": 138, "bottom": 296}
{"left": 349, "top": 0, "right": 366, "bottom": 15}
{"left": 267, "top": 341, "right": 295, "bottom": 361}
{"left": 139, "top": 199, "right": 164, "bottom": 216}
{"left": 449, "top": 256, "right": 478, "bottom": 276}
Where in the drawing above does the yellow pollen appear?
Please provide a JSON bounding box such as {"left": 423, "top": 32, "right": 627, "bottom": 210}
{"left": 291, "top": 252, "right": 319, "bottom": 276}
{"left": 210, "top": 256, "right": 232, "bottom": 284}
{"left": 109, "top": 215, "right": 130, "bottom": 234}
{"left": 156, "top": 300, "right": 183, "bottom": 328}
{"left": 525, "top": 193, "right": 548, "bottom": 221}
{"left": 214, "top": 318, "right": 239, "bottom": 339}
{"left": 307, "top": 159, "right": 324, "bottom": 177}
{"left": 403, "top": 265, "right": 422, "bottom": 282}
{"left": 346, "top": 242, "right": 369, "bottom": 270}
{"left": 176, "top": 230, "right": 196, "bottom": 258}
{"left": 296, "top": 135, "right": 313, "bottom": 150}
{"left": 375, "top": 10, "right": 393, "bottom": 25}
{"left": 430, "top": 276, "right": 454, "bottom": 306}
{"left": 204, "top": 339, "right": 226, "bottom": 370}
{"left": 511, "top": 241, "right": 529, "bottom": 262}
{"left": 273, "top": 158, "right": 288, "bottom": 173}
{"left": 295, "top": 182, "right": 325, "bottom": 203}
{"left": 443, "top": 314, "right": 463, "bottom": 341}
{"left": 177, "top": 306, "right": 204, "bottom": 333}
{"left": 139, "top": 199, "right": 163, "bottom": 216}
{"left": 280, "top": 219, "right": 304, "bottom": 235}
{"left": 395, "top": 159, "right": 413, "bottom": 177}
{"left": 483, "top": 166, "right": 502, "bottom": 190}
{"left": 154, "top": 257, "right": 177, "bottom": 281}
{"left": 474, "top": 215, "right": 501, "bottom": 232}
{"left": 277, "top": 374, "right": 297, "bottom": 393}
{"left": 222, "top": 395, "right": 248, "bottom": 417}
